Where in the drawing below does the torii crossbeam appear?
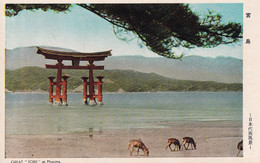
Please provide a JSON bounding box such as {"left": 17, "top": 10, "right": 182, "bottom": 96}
{"left": 36, "top": 47, "right": 112, "bottom": 106}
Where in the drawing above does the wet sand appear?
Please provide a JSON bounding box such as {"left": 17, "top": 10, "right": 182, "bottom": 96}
{"left": 5, "top": 121, "right": 242, "bottom": 158}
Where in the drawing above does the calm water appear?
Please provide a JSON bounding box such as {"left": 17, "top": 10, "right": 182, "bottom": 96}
{"left": 5, "top": 92, "right": 242, "bottom": 135}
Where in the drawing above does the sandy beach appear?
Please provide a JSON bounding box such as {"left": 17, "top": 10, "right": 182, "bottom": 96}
{"left": 5, "top": 121, "right": 242, "bottom": 158}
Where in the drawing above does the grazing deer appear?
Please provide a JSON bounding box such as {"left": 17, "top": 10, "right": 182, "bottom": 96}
{"left": 237, "top": 140, "right": 243, "bottom": 157}
{"left": 166, "top": 138, "right": 181, "bottom": 151}
{"left": 128, "top": 139, "right": 149, "bottom": 156}
{"left": 181, "top": 137, "right": 196, "bottom": 150}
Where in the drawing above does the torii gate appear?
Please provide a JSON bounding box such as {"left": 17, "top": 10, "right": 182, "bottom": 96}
{"left": 36, "top": 47, "right": 112, "bottom": 106}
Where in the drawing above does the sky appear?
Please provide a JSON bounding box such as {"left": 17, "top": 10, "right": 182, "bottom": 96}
{"left": 5, "top": 3, "right": 243, "bottom": 59}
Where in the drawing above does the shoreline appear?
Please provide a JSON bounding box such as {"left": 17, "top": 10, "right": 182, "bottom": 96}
{"left": 5, "top": 90, "right": 243, "bottom": 94}
{"left": 5, "top": 120, "right": 243, "bottom": 158}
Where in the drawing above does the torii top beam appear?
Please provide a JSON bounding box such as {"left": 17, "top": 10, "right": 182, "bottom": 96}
{"left": 36, "top": 47, "right": 112, "bottom": 69}
{"left": 36, "top": 46, "right": 112, "bottom": 62}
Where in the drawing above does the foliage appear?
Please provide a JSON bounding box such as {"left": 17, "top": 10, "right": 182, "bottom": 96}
{"left": 79, "top": 4, "right": 242, "bottom": 59}
{"left": 5, "top": 67, "right": 242, "bottom": 93}
{"left": 5, "top": 4, "right": 242, "bottom": 59}
{"left": 5, "top": 4, "right": 71, "bottom": 16}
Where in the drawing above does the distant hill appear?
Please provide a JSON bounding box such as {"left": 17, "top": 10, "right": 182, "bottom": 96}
{"left": 105, "top": 55, "right": 242, "bottom": 83}
{"left": 5, "top": 67, "right": 242, "bottom": 93}
{"left": 5, "top": 46, "right": 242, "bottom": 83}
{"left": 5, "top": 46, "right": 76, "bottom": 69}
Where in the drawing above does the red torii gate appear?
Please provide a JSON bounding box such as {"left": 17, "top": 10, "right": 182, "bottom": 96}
{"left": 36, "top": 47, "right": 112, "bottom": 106}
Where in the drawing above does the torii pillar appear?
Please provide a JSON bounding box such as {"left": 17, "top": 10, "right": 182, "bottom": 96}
{"left": 36, "top": 47, "right": 111, "bottom": 106}
{"left": 81, "top": 63, "right": 104, "bottom": 106}
{"left": 47, "top": 59, "right": 70, "bottom": 106}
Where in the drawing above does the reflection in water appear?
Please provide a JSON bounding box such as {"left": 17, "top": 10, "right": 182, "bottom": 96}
{"left": 89, "top": 127, "right": 93, "bottom": 138}
{"left": 5, "top": 92, "right": 242, "bottom": 135}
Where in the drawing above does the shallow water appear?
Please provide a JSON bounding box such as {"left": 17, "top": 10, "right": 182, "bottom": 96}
{"left": 5, "top": 92, "right": 242, "bottom": 135}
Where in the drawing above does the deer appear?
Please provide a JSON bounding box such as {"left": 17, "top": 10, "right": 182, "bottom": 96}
{"left": 237, "top": 140, "right": 243, "bottom": 157}
{"left": 181, "top": 137, "right": 196, "bottom": 150}
{"left": 128, "top": 139, "right": 149, "bottom": 156}
{"left": 166, "top": 138, "right": 181, "bottom": 151}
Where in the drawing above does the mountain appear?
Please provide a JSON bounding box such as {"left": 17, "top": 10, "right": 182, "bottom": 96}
{"left": 5, "top": 46, "right": 76, "bottom": 69}
{"left": 104, "top": 55, "right": 242, "bottom": 83}
{"left": 5, "top": 67, "right": 242, "bottom": 93}
{"left": 5, "top": 46, "right": 242, "bottom": 83}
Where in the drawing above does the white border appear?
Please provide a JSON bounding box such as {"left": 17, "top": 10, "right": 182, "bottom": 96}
{"left": 1, "top": 0, "right": 260, "bottom": 163}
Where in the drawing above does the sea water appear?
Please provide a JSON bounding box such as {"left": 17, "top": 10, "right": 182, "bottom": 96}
{"left": 5, "top": 92, "right": 242, "bottom": 135}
